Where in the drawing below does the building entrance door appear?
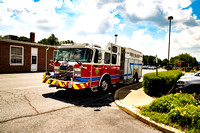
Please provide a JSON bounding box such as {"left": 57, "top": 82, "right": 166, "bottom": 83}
{"left": 31, "top": 48, "right": 38, "bottom": 71}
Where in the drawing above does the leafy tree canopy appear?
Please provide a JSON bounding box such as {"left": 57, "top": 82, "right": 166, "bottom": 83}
{"left": 17, "top": 36, "right": 30, "bottom": 42}
{"left": 143, "top": 55, "right": 162, "bottom": 66}
{"left": 60, "top": 40, "right": 74, "bottom": 44}
{"left": 162, "top": 58, "right": 168, "bottom": 66}
{"left": 1, "top": 34, "right": 75, "bottom": 46}
{"left": 143, "top": 53, "right": 198, "bottom": 67}
{"left": 170, "top": 53, "right": 198, "bottom": 67}
{"left": 38, "top": 38, "right": 48, "bottom": 45}
{"left": 38, "top": 34, "right": 60, "bottom": 46}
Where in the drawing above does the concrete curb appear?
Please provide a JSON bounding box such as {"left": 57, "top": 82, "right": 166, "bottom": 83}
{"left": 114, "top": 87, "right": 183, "bottom": 133}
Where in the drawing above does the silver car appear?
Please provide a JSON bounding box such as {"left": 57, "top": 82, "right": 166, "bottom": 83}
{"left": 175, "top": 76, "right": 200, "bottom": 94}
{"left": 180, "top": 71, "right": 200, "bottom": 79}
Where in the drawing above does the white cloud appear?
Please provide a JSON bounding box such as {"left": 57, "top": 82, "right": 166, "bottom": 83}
{"left": 0, "top": 0, "right": 200, "bottom": 61}
{"left": 126, "top": 0, "right": 158, "bottom": 19}
{"left": 170, "top": 27, "right": 200, "bottom": 60}
{"left": 119, "top": 27, "right": 200, "bottom": 61}
{"left": 69, "top": 11, "right": 120, "bottom": 34}
{"left": 67, "top": 0, "right": 120, "bottom": 35}
{"left": 119, "top": 23, "right": 125, "bottom": 30}
{"left": 0, "top": 0, "right": 65, "bottom": 39}
{"left": 129, "top": 29, "right": 168, "bottom": 60}
{"left": 124, "top": 0, "right": 199, "bottom": 29}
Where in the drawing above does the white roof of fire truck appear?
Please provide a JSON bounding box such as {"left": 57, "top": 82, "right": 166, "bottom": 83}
{"left": 59, "top": 42, "right": 143, "bottom": 56}
{"left": 59, "top": 43, "right": 101, "bottom": 49}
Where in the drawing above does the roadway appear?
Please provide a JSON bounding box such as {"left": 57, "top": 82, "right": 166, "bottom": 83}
{"left": 0, "top": 70, "right": 162, "bottom": 132}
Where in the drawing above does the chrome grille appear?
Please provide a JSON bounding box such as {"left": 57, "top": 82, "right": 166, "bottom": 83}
{"left": 59, "top": 65, "right": 74, "bottom": 81}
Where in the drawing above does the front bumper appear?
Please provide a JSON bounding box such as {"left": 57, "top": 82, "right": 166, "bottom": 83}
{"left": 42, "top": 73, "right": 89, "bottom": 90}
{"left": 174, "top": 81, "right": 185, "bottom": 92}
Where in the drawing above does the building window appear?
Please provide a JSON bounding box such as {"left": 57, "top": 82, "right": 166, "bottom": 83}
{"left": 10, "top": 45, "right": 24, "bottom": 65}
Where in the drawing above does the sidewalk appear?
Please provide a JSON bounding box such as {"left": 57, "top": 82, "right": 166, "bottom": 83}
{"left": 114, "top": 82, "right": 182, "bottom": 133}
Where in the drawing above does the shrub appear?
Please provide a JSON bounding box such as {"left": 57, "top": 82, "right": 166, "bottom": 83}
{"left": 143, "top": 70, "right": 182, "bottom": 96}
{"left": 143, "top": 93, "right": 197, "bottom": 113}
{"left": 168, "top": 105, "right": 200, "bottom": 131}
{"left": 140, "top": 93, "right": 200, "bottom": 132}
{"left": 140, "top": 111, "right": 169, "bottom": 124}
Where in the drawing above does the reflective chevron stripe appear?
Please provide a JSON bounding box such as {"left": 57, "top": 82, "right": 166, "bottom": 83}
{"left": 73, "top": 84, "right": 79, "bottom": 90}
{"left": 43, "top": 78, "right": 89, "bottom": 90}
{"left": 51, "top": 80, "right": 56, "bottom": 85}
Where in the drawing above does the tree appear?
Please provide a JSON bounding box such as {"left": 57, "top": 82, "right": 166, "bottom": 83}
{"left": 60, "top": 40, "right": 74, "bottom": 44}
{"left": 143, "top": 55, "right": 148, "bottom": 65}
{"left": 17, "top": 36, "right": 30, "bottom": 42}
{"left": 143, "top": 55, "right": 162, "bottom": 66}
{"left": 38, "top": 34, "right": 60, "bottom": 46}
{"left": 148, "top": 56, "right": 155, "bottom": 66}
{"left": 170, "top": 53, "right": 198, "bottom": 67}
{"left": 38, "top": 38, "right": 48, "bottom": 45}
{"left": 162, "top": 58, "right": 168, "bottom": 66}
{"left": 48, "top": 34, "right": 59, "bottom": 46}
{"left": 153, "top": 58, "right": 162, "bottom": 66}
{"left": 0, "top": 35, "right": 3, "bottom": 39}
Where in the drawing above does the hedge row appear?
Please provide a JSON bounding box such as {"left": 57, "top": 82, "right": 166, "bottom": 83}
{"left": 143, "top": 70, "right": 182, "bottom": 96}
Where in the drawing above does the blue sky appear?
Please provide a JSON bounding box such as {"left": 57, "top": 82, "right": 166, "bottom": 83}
{"left": 0, "top": 0, "right": 200, "bottom": 61}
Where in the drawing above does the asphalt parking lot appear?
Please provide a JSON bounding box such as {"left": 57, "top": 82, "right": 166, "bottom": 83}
{"left": 0, "top": 71, "right": 162, "bottom": 133}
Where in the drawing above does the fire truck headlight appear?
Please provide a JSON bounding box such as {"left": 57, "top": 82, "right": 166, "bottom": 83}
{"left": 74, "top": 68, "right": 81, "bottom": 77}
{"left": 74, "top": 68, "right": 81, "bottom": 71}
{"left": 75, "top": 73, "right": 81, "bottom": 77}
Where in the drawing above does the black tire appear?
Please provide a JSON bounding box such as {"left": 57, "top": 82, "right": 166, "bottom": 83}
{"left": 100, "top": 77, "right": 111, "bottom": 92}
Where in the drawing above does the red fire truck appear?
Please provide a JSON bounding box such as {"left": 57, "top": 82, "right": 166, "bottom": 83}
{"left": 42, "top": 42, "right": 143, "bottom": 92}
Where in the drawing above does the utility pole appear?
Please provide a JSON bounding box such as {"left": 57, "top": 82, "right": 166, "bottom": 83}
{"left": 168, "top": 16, "right": 173, "bottom": 70}
{"left": 156, "top": 55, "right": 158, "bottom": 76}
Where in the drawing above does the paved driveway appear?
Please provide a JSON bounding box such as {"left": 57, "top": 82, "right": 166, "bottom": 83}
{"left": 0, "top": 72, "right": 161, "bottom": 133}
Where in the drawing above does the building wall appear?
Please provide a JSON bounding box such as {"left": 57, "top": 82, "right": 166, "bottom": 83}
{"left": 0, "top": 39, "right": 57, "bottom": 73}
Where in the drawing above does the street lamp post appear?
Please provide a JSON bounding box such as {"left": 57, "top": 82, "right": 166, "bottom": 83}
{"left": 156, "top": 55, "right": 158, "bottom": 76}
{"left": 115, "top": 34, "right": 118, "bottom": 45}
{"left": 168, "top": 16, "right": 173, "bottom": 70}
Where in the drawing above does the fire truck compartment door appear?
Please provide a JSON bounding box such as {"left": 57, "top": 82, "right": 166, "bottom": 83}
{"left": 31, "top": 48, "right": 38, "bottom": 71}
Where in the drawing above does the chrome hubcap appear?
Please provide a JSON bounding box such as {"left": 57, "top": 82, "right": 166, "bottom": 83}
{"left": 102, "top": 80, "right": 108, "bottom": 91}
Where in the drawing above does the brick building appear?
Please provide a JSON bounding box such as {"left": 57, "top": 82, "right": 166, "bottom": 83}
{"left": 0, "top": 36, "right": 58, "bottom": 73}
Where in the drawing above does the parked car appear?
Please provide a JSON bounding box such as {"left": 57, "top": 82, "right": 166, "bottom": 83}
{"left": 142, "top": 66, "right": 149, "bottom": 69}
{"left": 149, "top": 66, "right": 156, "bottom": 70}
{"left": 174, "top": 76, "right": 200, "bottom": 94}
{"left": 180, "top": 71, "right": 200, "bottom": 79}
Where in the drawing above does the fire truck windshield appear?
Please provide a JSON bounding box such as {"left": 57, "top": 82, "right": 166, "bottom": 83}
{"left": 56, "top": 48, "right": 93, "bottom": 63}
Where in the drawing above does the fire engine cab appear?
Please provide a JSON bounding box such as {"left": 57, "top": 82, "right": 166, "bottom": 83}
{"left": 43, "top": 41, "right": 143, "bottom": 92}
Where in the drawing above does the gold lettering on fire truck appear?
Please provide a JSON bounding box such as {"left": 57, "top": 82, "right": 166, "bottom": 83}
{"left": 95, "top": 68, "right": 99, "bottom": 75}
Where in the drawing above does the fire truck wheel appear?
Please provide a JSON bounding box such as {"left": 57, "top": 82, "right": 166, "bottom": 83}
{"left": 100, "top": 77, "right": 110, "bottom": 92}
